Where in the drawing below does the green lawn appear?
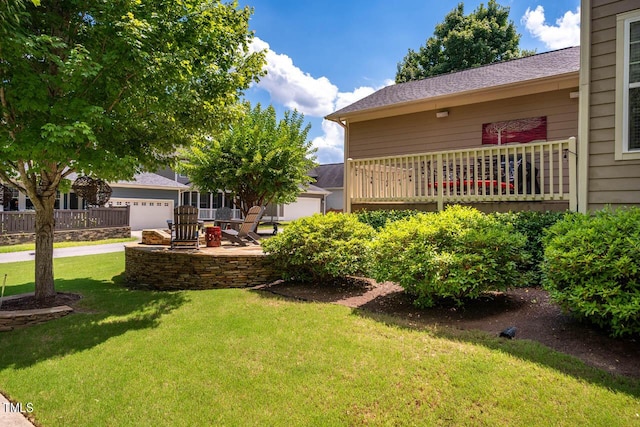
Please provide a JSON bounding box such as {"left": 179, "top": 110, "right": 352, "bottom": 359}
{"left": 0, "top": 253, "right": 638, "bottom": 426}
{"left": 0, "top": 237, "right": 138, "bottom": 253}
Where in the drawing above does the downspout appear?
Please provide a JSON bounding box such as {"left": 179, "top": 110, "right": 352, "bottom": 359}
{"left": 577, "top": 0, "right": 590, "bottom": 213}
{"left": 327, "top": 117, "right": 350, "bottom": 213}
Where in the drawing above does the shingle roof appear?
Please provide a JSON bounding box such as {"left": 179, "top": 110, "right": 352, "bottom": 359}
{"left": 66, "top": 172, "right": 188, "bottom": 190}
{"left": 114, "top": 172, "right": 189, "bottom": 189}
{"left": 309, "top": 163, "right": 344, "bottom": 189}
{"left": 326, "top": 46, "right": 580, "bottom": 120}
{"left": 303, "top": 183, "right": 331, "bottom": 195}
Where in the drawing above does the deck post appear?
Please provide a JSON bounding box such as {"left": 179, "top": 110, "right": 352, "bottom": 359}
{"left": 568, "top": 137, "right": 578, "bottom": 212}
{"left": 346, "top": 158, "right": 353, "bottom": 213}
{"left": 436, "top": 153, "right": 444, "bottom": 211}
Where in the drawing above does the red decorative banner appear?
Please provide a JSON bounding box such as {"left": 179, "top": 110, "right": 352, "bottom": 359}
{"left": 482, "top": 116, "right": 547, "bottom": 145}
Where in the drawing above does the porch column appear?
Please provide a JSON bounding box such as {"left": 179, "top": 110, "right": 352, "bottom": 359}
{"left": 436, "top": 153, "right": 444, "bottom": 211}
{"left": 568, "top": 137, "right": 578, "bottom": 212}
{"left": 345, "top": 159, "right": 352, "bottom": 213}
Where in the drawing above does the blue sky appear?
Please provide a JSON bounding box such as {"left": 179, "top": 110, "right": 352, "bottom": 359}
{"left": 238, "top": 1, "right": 581, "bottom": 164}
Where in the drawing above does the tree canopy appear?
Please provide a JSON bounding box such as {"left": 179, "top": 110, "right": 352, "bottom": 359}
{"left": 0, "top": 0, "right": 265, "bottom": 300}
{"left": 0, "top": 0, "right": 39, "bottom": 34}
{"left": 179, "top": 103, "right": 317, "bottom": 216}
{"left": 396, "top": 0, "right": 531, "bottom": 83}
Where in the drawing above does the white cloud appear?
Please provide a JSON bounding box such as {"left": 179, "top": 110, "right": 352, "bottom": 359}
{"left": 250, "top": 37, "right": 393, "bottom": 163}
{"left": 335, "top": 86, "right": 376, "bottom": 111}
{"left": 250, "top": 38, "right": 338, "bottom": 117}
{"left": 522, "top": 6, "right": 581, "bottom": 50}
{"left": 312, "top": 120, "right": 345, "bottom": 164}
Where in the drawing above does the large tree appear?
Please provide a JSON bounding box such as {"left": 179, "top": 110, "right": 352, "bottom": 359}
{"left": 0, "top": 0, "right": 265, "bottom": 301}
{"left": 0, "top": 0, "right": 39, "bottom": 30}
{"left": 179, "top": 103, "right": 317, "bottom": 216}
{"left": 396, "top": 0, "right": 532, "bottom": 83}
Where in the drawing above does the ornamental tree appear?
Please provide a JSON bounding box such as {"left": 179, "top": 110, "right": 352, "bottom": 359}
{"left": 0, "top": 0, "right": 265, "bottom": 301}
{"left": 179, "top": 103, "right": 317, "bottom": 216}
{"left": 396, "top": 0, "right": 532, "bottom": 82}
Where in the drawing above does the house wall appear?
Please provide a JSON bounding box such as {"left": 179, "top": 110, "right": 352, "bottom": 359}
{"left": 156, "top": 166, "right": 190, "bottom": 185}
{"left": 588, "top": 0, "right": 640, "bottom": 210}
{"left": 111, "top": 188, "right": 180, "bottom": 203}
{"left": 325, "top": 189, "right": 344, "bottom": 211}
{"left": 347, "top": 89, "right": 579, "bottom": 159}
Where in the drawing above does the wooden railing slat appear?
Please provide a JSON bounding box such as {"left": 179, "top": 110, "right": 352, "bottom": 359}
{"left": 347, "top": 138, "right": 576, "bottom": 210}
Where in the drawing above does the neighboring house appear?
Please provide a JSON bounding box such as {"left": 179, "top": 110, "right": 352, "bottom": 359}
{"left": 326, "top": 47, "right": 581, "bottom": 213}
{"left": 155, "top": 166, "right": 242, "bottom": 219}
{"left": 2, "top": 172, "right": 188, "bottom": 230}
{"left": 106, "top": 173, "right": 188, "bottom": 230}
{"left": 263, "top": 184, "right": 330, "bottom": 221}
{"left": 156, "top": 166, "right": 329, "bottom": 221}
{"left": 309, "top": 163, "right": 344, "bottom": 211}
{"left": 579, "top": 0, "right": 640, "bottom": 212}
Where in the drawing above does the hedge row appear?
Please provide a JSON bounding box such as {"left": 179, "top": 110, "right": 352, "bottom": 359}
{"left": 263, "top": 207, "right": 640, "bottom": 337}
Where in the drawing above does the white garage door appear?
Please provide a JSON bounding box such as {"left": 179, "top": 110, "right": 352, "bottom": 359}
{"left": 109, "top": 198, "right": 174, "bottom": 230}
{"left": 283, "top": 197, "right": 321, "bottom": 221}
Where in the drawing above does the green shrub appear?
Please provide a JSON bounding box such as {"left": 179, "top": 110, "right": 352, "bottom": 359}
{"left": 356, "top": 209, "right": 421, "bottom": 230}
{"left": 261, "top": 212, "right": 376, "bottom": 283}
{"left": 493, "top": 210, "right": 567, "bottom": 286}
{"left": 542, "top": 207, "right": 640, "bottom": 337}
{"left": 371, "top": 205, "right": 528, "bottom": 308}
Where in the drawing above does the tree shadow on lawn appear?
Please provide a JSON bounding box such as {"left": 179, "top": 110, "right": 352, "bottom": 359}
{"left": 354, "top": 292, "right": 640, "bottom": 398}
{"left": 254, "top": 282, "right": 640, "bottom": 398}
{"left": 0, "top": 276, "right": 187, "bottom": 370}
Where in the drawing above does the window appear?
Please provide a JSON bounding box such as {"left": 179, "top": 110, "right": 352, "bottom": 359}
{"left": 4, "top": 188, "right": 19, "bottom": 211}
{"left": 200, "top": 192, "right": 211, "bottom": 209}
{"left": 616, "top": 10, "right": 640, "bottom": 159}
{"left": 181, "top": 191, "right": 199, "bottom": 207}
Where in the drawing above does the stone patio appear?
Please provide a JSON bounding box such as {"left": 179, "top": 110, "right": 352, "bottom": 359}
{"left": 124, "top": 242, "right": 279, "bottom": 290}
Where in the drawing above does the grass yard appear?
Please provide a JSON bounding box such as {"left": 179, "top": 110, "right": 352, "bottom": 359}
{"left": 0, "top": 253, "right": 638, "bottom": 426}
{"left": 0, "top": 237, "right": 138, "bottom": 253}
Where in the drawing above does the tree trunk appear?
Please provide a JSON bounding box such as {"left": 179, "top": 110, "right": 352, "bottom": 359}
{"left": 34, "top": 195, "right": 56, "bottom": 301}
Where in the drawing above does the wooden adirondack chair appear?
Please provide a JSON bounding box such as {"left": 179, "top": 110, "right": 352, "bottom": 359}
{"left": 170, "top": 205, "right": 201, "bottom": 249}
{"left": 221, "top": 206, "right": 265, "bottom": 246}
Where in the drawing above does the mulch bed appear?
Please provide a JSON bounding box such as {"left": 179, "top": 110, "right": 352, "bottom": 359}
{"left": 0, "top": 293, "right": 81, "bottom": 311}
{"left": 3, "top": 283, "right": 638, "bottom": 379}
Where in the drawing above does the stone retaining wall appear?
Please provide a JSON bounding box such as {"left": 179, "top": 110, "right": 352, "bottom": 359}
{"left": 0, "top": 226, "right": 131, "bottom": 246}
{"left": 141, "top": 229, "right": 171, "bottom": 245}
{"left": 125, "top": 244, "right": 279, "bottom": 290}
{"left": 0, "top": 302, "right": 73, "bottom": 332}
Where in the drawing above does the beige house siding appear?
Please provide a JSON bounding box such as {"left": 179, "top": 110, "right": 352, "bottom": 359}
{"left": 348, "top": 89, "right": 579, "bottom": 160}
{"left": 588, "top": 0, "right": 640, "bottom": 209}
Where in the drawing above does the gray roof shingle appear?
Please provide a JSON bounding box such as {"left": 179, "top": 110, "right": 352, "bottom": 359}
{"left": 66, "top": 172, "right": 188, "bottom": 189}
{"left": 309, "top": 163, "right": 344, "bottom": 189}
{"left": 326, "top": 46, "right": 580, "bottom": 120}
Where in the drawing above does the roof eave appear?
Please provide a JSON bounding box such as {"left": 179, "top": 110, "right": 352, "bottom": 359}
{"left": 326, "top": 71, "right": 579, "bottom": 124}
{"left": 111, "top": 182, "right": 188, "bottom": 191}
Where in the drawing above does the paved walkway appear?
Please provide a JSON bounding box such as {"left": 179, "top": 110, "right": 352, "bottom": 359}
{"left": 0, "top": 393, "right": 35, "bottom": 426}
{"left": 0, "top": 231, "right": 142, "bottom": 264}
{"left": 0, "top": 242, "right": 128, "bottom": 264}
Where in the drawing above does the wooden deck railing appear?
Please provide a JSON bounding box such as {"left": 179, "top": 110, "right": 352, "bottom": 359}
{"left": 347, "top": 138, "right": 577, "bottom": 211}
{"left": 0, "top": 207, "right": 130, "bottom": 235}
